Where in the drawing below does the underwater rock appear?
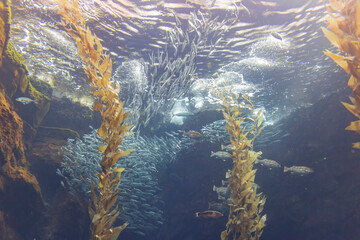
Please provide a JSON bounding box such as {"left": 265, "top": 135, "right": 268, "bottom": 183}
{"left": 0, "top": 90, "right": 43, "bottom": 239}
{"left": 0, "top": 42, "right": 52, "bottom": 129}
{"left": 29, "top": 76, "right": 52, "bottom": 99}
{"left": 40, "top": 190, "right": 89, "bottom": 240}
{"left": 0, "top": 173, "right": 43, "bottom": 238}
{"left": 0, "top": 0, "right": 11, "bottom": 67}
{"left": 28, "top": 126, "right": 79, "bottom": 167}
{"left": 0, "top": 42, "right": 28, "bottom": 97}
{"left": 36, "top": 126, "right": 79, "bottom": 142}
{"left": 41, "top": 98, "right": 100, "bottom": 136}
{"left": 14, "top": 80, "right": 51, "bottom": 128}
{"left": 0, "top": 210, "right": 25, "bottom": 240}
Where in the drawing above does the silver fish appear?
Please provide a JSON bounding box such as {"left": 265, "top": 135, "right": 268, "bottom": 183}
{"left": 173, "top": 112, "right": 193, "bottom": 117}
{"left": 15, "top": 97, "right": 35, "bottom": 105}
{"left": 221, "top": 144, "right": 234, "bottom": 152}
{"left": 255, "top": 159, "right": 281, "bottom": 169}
{"left": 210, "top": 151, "right": 232, "bottom": 160}
{"left": 271, "top": 32, "right": 283, "bottom": 40}
{"left": 284, "top": 166, "right": 314, "bottom": 176}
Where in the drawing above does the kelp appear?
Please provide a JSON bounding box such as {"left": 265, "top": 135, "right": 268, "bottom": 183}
{"left": 322, "top": 0, "right": 360, "bottom": 149}
{"left": 57, "top": 0, "right": 133, "bottom": 239}
{"left": 206, "top": 79, "right": 266, "bottom": 240}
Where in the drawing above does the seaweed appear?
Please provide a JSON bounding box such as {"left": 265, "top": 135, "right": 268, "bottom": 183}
{"left": 205, "top": 79, "right": 266, "bottom": 240}
{"left": 322, "top": 0, "right": 360, "bottom": 149}
{"left": 56, "top": 0, "right": 133, "bottom": 239}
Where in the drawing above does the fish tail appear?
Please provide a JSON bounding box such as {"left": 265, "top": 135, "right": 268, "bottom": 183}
{"left": 213, "top": 185, "right": 216, "bottom": 191}
{"left": 221, "top": 144, "right": 224, "bottom": 150}
{"left": 195, "top": 212, "right": 200, "bottom": 217}
{"left": 210, "top": 151, "right": 214, "bottom": 157}
{"left": 284, "top": 166, "right": 288, "bottom": 173}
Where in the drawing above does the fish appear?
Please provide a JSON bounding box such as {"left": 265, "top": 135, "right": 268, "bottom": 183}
{"left": 195, "top": 210, "right": 223, "bottom": 218}
{"left": 213, "top": 185, "right": 231, "bottom": 200}
{"left": 210, "top": 151, "right": 232, "bottom": 161}
{"left": 173, "top": 112, "right": 193, "bottom": 117}
{"left": 15, "top": 97, "right": 35, "bottom": 105}
{"left": 271, "top": 32, "right": 283, "bottom": 40}
{"left": 255, "top": 158, "right": 281, "bottom": 169}
{"left": 221, "top": 144, "right": 234, "bottom": 152}
{"left": 284, "top": 166, "right": 314, "bottom": 176}
{"left": 183, "top": 130, "right": 203, "bottom": 139}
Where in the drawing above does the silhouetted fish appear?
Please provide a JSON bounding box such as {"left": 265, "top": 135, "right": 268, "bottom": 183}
{"left": 195, "top": 210, "right": 223, "bottom": 218}
{"left": 271, "top": 32, "right": 283, "bottom": 40}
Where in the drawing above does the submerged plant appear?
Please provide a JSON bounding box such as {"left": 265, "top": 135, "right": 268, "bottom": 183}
{"left": 57, "top": 0, "right": 133, "bottom": 239}
{"left": 322, "top": 0, "right": 360, "bottom": 149}
{"left": 206, "top": 79, "right": 266, "bottom": 240}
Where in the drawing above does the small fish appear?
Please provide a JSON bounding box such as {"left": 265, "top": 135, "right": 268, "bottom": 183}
{"left": 271, "top": 32, "right": 283, "bottom": 40}
{"left": 173, "top": 112, "right": 193, "bottom": 117}
{"left": 211, "top": 151, "right": 232, "bottom": 161}
{"left": 284, "top": 166, "right": 314, "bottom": 176}
{"left": 221, "top": 144, "right": 234, "bottom": 152}
{"left": 255, "top": 158, "right": 281, "bottom": 169}
{"left": 213, "top": 185, "right": 231, "bottom": 199}
{"left": 15, "top": 97, "right": 35, "bottom": 105}
{"left": 183, "top": 130, "right": 203, "bottom": 139}
{"left": 195, "top": 210, "right": 223, "bottom": 218}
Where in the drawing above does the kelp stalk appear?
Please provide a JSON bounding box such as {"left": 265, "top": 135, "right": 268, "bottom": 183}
{"left": 57, "top": 0, "right": 134, "bottom": 239}
{"left": 208, "top": 80, "right": 266, "bottom": 240}
{"left": 322, "top": 0, "right": 360, "bottom": 148}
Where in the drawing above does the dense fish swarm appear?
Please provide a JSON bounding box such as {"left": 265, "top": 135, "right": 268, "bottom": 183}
{"left": 57, "top": 128, "right": 193, "bottom": 234}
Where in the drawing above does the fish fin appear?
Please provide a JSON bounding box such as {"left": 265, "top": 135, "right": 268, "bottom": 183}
{"left": 283, "top": 166, "right": 288, "bottom": 172}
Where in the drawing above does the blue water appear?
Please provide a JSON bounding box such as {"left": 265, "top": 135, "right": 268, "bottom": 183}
{"left": 8, "top": 0, "right": 360, "bottom": 239}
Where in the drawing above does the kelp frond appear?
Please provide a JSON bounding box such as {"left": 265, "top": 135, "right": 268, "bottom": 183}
{"left": 323, "top": 0, "right": 360, "bottom": 149}
{"left": 57, "top": 0, "right": 133, "bottom": 239}
{"left": 204, "top": 78, "right": 266, "bottom": 240}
